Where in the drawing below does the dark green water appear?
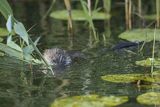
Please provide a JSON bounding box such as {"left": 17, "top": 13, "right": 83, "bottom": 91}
{"left": 0, "top": 1, "right": 159, "bottom": 107}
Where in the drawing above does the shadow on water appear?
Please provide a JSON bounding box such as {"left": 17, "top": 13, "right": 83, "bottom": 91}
{"left": 0, "top": 44, "right": 156, "bottom": 107}
{"left": 0, "top": 46, "right": 148, "bottom": 107}
{"left": 0, "top": 1, "right": 160, "bottom": 107}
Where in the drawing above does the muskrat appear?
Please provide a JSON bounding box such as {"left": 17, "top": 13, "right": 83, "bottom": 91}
{"left": 43, "top": 48, "right": 72, "bottom": 66}
{"left": 43, "top": 48, "right": 86, "bottom": 72}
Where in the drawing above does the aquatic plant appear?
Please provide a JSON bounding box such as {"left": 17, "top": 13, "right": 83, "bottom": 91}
{"left": 0, "top": 0, "right": 54, "bottom": 75}
{"left": 80, "top": 0, "right": 98, "bottom": 41}
{"left": 51, "top": 94, "right": 128, "bottom": 107}
{"left": 50, "top": 10, "right": 109, "bottom": 21}
{"left": 119, "top": 29, "right": 160, "bottom": 42}
{"left": 125, "top": 0, "right": 132, "bottom": 30}
{"left": 137, "top": 92, "right": 160, "bottom": 105}
{"left": 101, "top": 73, "right": 160, "bottom": 83}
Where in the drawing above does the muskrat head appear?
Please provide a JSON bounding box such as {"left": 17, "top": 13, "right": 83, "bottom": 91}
{"left": 43, "top": 48, "right": 72, "bottom": 68}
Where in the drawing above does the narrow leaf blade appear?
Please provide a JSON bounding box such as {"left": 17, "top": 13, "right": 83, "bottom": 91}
{"left": 14, "top": 22, "right": 29, "bottom": 45}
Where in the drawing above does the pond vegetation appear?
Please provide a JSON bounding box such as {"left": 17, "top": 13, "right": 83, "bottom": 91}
{"left": 0, "top": 0, "right": 160, "bottom": 107}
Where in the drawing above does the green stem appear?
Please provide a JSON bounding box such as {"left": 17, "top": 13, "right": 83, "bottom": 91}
{"left": 151, "top": 27, "right": 156, "bottom": 74}
{"left": 28, "top": 36, "right": 54, "bottom": 75}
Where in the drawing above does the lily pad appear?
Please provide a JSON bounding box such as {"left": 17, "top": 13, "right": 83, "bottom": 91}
{"left": 137, "top": 92, "right": 160, "bottom": 105}
{"left": 51, "top": 94, "right": 128, "bottom": 107}
{"left": 136, "top": 58, "right": 160, "bottom": 68}
{"left": 144, "top": 14, "right": 156, "bottom": 20}
{"left": 50, "top": 10, "right": 110, "bottom": 21}
{"left": 101, "top": 73, "right": 160, "bottom": 83}
{"left": 119, "top": 29, "right": 160, "bottom": 42}
{"left": 0, "top": 28, "right": 8, "bottom": 36}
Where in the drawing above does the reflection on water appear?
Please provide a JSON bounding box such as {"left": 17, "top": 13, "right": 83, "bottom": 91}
{"left": 0, "top": 48, "right": 155, "bottom": 107}
{"left": 0, "top": 1, "right": 159, "bottom": 107}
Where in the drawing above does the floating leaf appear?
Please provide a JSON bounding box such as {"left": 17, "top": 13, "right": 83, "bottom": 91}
{"left": 0, "top": 28, "right": 8, "bottom": 36}
{"left": 137, "top": 92, "right": 160, "bottom": 105}
{"left": 136, "top": 58, "right": 160, "bottom": 68}
{"left": 6, "top": 15, "right": 12, "bottom": 33}
{"left": 0, "top": 0, "right": 13, "bottom": 19}
{"left": 50, "top": 10, "right": 110, "bottom": 21}
{"left": 101, "top": 74, "right": 142, "bottom": 83}
{"left": 14, "top": 22, "right": 29, "bottom": 45}
{"left": 119, "top": 29, "right": 160, "bottom": 42}
{"left": 51, "top": 94, "right": 128, "bottom": 107}
{"left": 144, "top": 14, "right": 156, "bottom": 20}
{"left": 101, "top": 73, "right": 160, "bottom": 83}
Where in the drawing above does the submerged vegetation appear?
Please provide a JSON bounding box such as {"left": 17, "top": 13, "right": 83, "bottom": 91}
{"left": 0, "top": 0, "right": 160, "bottom": 107}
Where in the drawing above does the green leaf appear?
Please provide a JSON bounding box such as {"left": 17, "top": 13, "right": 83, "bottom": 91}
{"left": 23, "top": 53, "right": 33, "bottom": 61}
{"left": 34, "top": 36, "right": 41, "bottom": 46}
{"left": 6, "top": 15, "right": 12, "bottom": 33}
{"left": 0, "top": 27, "right": 8, "bottom": 36}
{"left": 137, "top": 92, "right": 160, "bottom": 105}
{"left": 0, "top": 43, "right": 42, "bottom": 64}
{"left": 7, "top": 36, "right": 22, "bottom": 52}
{"left": 136, "top": 58, "right": 160, "bottom": 68}
{"left": 7, "top": 41, "right": 22, "bottom": 52}
{"left": 0, "top": 43, "right": 23, "bottom": 59}
{"left": 23, "top": 36, "right": 41, "bottom": 62}
{"left": 119, "top": 29, "right": 160, "bottom": 42}
{"left": 0, "top": 51, "right": 5, "bottom": 56}
{"left": 14, "top": 22, "right": 29, "bottom": 45}
{"left": 23, "top": 45, "right": 34, "bottom": 55}
{"left": 51, "top": 94, "right": 128, "bottom": 107}
{"left": 50, "top": 10, "right": 110, "bottom": 21}
{"left": 0, "top": 37, "right": 3, "bottom": 42}
{"left": 0, "top": 0, "right": 13, "bottom": 19}
{"left": 23, "top": 36, "right": 41, "bottom": 54}
{"left": 101, "top": 73, "right": 160, "bottom": 83}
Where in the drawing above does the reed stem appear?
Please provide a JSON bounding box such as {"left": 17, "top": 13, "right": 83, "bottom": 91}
{"left": 64, "top": 0, "right": 73, "bottom": 32}
{"left": 125, "top": 0, "right": 132, "bottom": 30}
{"left": 151, "top": 27, "right": 156, "bottom": 74}
{"left": 156, "top": 0, "right": 160, "bottom": 27}
{"left": 28, "top": 36, "right": 54, "bottom": 75}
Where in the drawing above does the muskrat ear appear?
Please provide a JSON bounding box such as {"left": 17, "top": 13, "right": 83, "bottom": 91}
{"left": 43, "top": 49, "right": 47, "bottom": 53}
{"left": 44, "top": 49, "right": 50, "bottom": 52}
